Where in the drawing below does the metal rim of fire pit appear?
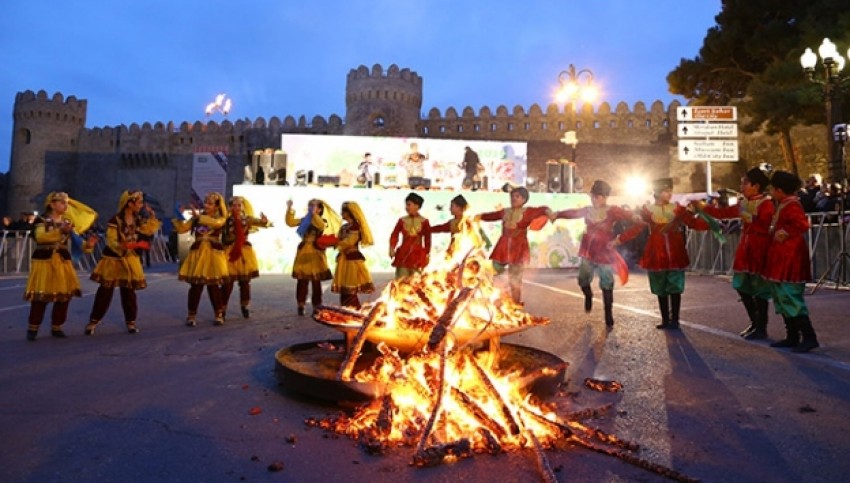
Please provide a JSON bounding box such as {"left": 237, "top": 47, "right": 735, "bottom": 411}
{"left": 275, "top": 339, "right": 567, "bottom": 404}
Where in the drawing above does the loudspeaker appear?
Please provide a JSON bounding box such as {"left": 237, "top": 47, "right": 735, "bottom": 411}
{"left": 547, "top": 163, "right": 562, "bottom": 193}
{"left": 317, "top": 175, "right": 340, "bottom": 186}
{"left": 307, "top": 170, "right": 314, "bottom": 184}
{"left": 409, "top": 177, "right": 431, "bottom": 189}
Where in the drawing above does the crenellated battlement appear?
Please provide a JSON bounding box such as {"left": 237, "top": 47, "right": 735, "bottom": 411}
{"left": 346, "top": 64, "right": 422, "bottom": 85}
{"left": 13, "top": 89, "right": 87, "bottom": 126}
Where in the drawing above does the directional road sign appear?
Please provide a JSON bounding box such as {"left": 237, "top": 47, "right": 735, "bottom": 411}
{"left": 676, "top": 106, "right": 737, "bottom": 122}
{"left": 678, "top": 140, "right": 739, "bottom": 162}
{"left": 678, "top": 123, "right": 738, "bottom": 138}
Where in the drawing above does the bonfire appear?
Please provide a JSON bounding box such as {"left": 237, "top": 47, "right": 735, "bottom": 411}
{"left": 309, "top": 219, "right": 696, "bottom": 482}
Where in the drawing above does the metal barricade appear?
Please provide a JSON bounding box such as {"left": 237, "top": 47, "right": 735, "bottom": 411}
{"left": 686, "top": 211, "right": 850, "bottom": 285}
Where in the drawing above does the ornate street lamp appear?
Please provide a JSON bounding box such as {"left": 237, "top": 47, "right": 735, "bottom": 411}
{"left": 555, "top": 64, "right": 597, "bottom": 104}
{"left": 800, "top": 38, "right": 849, "bottom": 184}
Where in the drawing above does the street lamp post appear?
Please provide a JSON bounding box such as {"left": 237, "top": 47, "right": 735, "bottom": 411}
{"left": 800, "top": 38, "right": 849, "bottom": 184}
{"left": 554, "top": 65, "right": 596, "bottom": 193}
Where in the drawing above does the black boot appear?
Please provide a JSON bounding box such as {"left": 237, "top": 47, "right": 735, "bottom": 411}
{"left": 580, "top": 285, "right": 593, "bottom": 313}
{"left": 737, "top": 291, "right": 758, "bottom": 337}
{"left": 770, "top": 317, "right": 800, "bottom": 348}
{"left": 669, "top": 294, "right": 681, "bottom": 330}
{"left": 602, "top": 289, "right": 614, "bottom": 326}
{"left": 656, "top": 296, "right": 670, "bottom": 329}
{"left": 792, "top": 316, "right": 819, "bottom": 353}
{"left": 744, "top": 297, "right": 769, "bottom": 340}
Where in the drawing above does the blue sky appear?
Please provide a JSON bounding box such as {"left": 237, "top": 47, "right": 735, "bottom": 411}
{"left": 0, "top": 0, "right": 722, "bottom": 174}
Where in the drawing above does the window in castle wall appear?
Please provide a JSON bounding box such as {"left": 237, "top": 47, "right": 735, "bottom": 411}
{"left": 439, "top": 125, "right": 446, "bottom": 133}
{"left": 393, "top": 92, "right": 397, "bottom": 100}
{"left": 645, "top": 119, "right": 652, "bottom": 127}
{"left": 490, "top": 122, "right": 497, "bottom": 131}
{"left": 507, "top": 123, "right": 514, "bottom": 131}
{"left": 663, "top": 119, "right": 669, "bottom": 127}
{"left": 18, "top": 128, "right": 31, "bottom": 144}
{"left": 524, "top": 122, "right": 530, "bottom": 130}
{"left": 474, "top": 124, "right": 481, "bottom": 132}
{"left": 593, "top": 121, "right": 600, "bottom": 129}
{"left": 70, "top": 139, "right": 75, "bottom": 146}
{"left": 627, "top": 120, "right": 634, "bottom": 128}
{"left": 190, "top": 137, "right": 194, "bottom": 144}
{"left": 423, "top": 126, "right": 429, "bottom": 134}
{"left": 575, "top": 121, "right": 582, "bottom": 129}
{"left": 558, "top": 121, "right": 565, "bottom": 130}
{"left": 180, "top": 137, "right": 184, "bottom": 144}
{"left": 609, "top": 120, "right": 616, "bottom": 128}
{"left": 457, "top": 125, "right": 463, "bottom": 133}
{"left": 541, "top": 122, "right": 547, "bottom": 130}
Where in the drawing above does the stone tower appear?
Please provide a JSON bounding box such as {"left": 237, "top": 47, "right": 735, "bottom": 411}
{"left": 344, "top": 64, "right": 422, "bottom": 137}
{"left": 8, "top": 90, "right": 86, "bottom": 214}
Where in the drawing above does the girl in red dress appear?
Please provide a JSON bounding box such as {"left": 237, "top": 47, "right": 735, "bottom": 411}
{"left": 764, "top": 171, "right": 818, "bottom": 352}
{"left": 476, "top": 187, "right": 552, "bottom": 304}
{"left": 389, "top": 192, "right": 431, "bottom": 279}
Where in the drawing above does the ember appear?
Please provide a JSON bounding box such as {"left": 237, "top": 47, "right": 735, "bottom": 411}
{"left": 303, "top": 219, "right": 697, "bottom": 482}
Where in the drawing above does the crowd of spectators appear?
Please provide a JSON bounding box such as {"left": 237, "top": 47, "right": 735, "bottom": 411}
{"left": 798, "top": 173, "right": 849, "bottom": 223}
{"left": 1, "top": 212, "right": 36, "bottom": 237}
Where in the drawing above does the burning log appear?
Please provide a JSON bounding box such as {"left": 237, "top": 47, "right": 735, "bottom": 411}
{"left": 411, "top": 439, "right": 473, "bottom": 467}
{"left": 449, "top": 386, "right": 508, "bottom": 441}
{"left": 337, "top": 302, "right": 385, "bottom": 381}
{"left": 427, "top": 286, "right": 476, "bottom": 351}
{"left": 313, "top": 304, "right": 366, "bottom": 323}
{"left": 584, "top": 378, "right": 624, "bottom": 392}
{"left": 520, "top": 413, "right": 558, "bottom": 483}
{"left": 563, "top": 403, "right": 613, "bottom": 421}
{"left": 571, "top": 437, "right": 699, "bottom": 483}
{"left": 414, "top": 342, "right": 449, "bottom": 457}
{"left": 469, "top": 355, "right": 521, "bottom": 436}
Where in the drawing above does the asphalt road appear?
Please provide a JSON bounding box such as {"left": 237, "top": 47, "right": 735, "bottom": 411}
{"left": 1, "top": 265, "right": 849, "bottom": 482}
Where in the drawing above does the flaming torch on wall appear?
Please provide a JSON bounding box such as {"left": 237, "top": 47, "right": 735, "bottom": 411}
{"left": 205, "top": 93, "right": 232, "bottom": 116}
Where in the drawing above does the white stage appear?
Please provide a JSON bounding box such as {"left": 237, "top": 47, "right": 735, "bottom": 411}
{"left": 232, "top": 185, "right": 589, "bottom": 273}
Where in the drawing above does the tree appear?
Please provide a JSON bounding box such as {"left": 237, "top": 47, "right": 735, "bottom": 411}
{"left": 668, "top": 0, "right": 850, "bottom": 178}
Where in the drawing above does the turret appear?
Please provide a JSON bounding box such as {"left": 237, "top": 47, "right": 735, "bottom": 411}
{"left": 344, "top": 64, "right": 422, "bottom": 137}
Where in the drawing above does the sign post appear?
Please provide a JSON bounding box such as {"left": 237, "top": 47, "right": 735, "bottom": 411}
{"left": 676, "top": 106, "right": 739, "bottom": 193}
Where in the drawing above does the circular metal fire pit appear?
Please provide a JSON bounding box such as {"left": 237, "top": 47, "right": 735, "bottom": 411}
{"left": 275, "top": 340, "right": 567, "bottom": 404}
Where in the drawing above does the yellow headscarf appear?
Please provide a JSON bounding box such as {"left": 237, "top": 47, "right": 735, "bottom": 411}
{"left": 342, "top": 201, "right": 373, "bottom": 246}
{"left": 118, "top": 190, "right": 144, "bottom": 213}
{"left": 315, "top": 199, "right": 341, "bottom": 236}
{"left": 205, "top": 192, "right": 228, "bottom": 218}
{"left": 44, "top": 192, "right": 98, "bottom": 233}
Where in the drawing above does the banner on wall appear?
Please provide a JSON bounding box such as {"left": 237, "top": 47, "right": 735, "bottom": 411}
{"left": 191, "top": 152, "right": 228, "bottom": 204}
{"left": 280, "top": 134, "right": 527, "bottom": 190}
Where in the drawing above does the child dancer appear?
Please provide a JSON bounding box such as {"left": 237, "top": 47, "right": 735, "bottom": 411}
{"left": 389, "top": 192, "right": 431, "bottom": 279}
{"left": 432, "top": 194, "right": 491, "bottom": 255}
{"left": 696, "top": 167, "right": 774, "bottom": 339}
{"left": 221, "top": 196, "right": 269, "bottom": 319}
{"left": 24, "top": 192, "right": 98, "bottom": 340}
{"left": 172, "top": 192, "right": 229, "bottom": 326}
{"left": 550, "top": 180, "right": 641, "bottom": 326}
{"left": 331, "top": 201, "right": 375, "bottom": 308}
{"left": 286, "top": 198, "right": 340, "bottom": 315}
{"left": 637, "top": 178, "right": 707, "bottom": 329}
{"left": 764, "top": 171, "right": 819, "bottom": 352}
{"left": 477, "top": 186, "right": 552, "bottom": 304}
{"left": 87, "top": 190, "right": 161, "bottom": 335}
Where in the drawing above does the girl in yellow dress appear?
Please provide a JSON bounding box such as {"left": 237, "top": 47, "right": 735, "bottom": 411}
{"left": 172, "top": 192, "right": 229, "bottom": 326}
{"left": 86, "top": 190, "right": 161, "bottom": 335}
{"left": 285, "top": 198, "right": 340, "bottom": 316}
{"left": 331, "top": 201, "right": 375, "bottom": 308}
{"left": 24, "top": 192, "right": 98, "bottom": 340}
{"left": 221, "top": 196, "right": 269, "bottom": 319}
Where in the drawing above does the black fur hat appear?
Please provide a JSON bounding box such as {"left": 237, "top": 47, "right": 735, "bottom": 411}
{"left": 770, "top": 171, "right": 802, "bottom": 194}
{"left": 590, "top": 180, "right": 612, "bottom": 197}
{"left": 405, "top": 192, "right": 424, "bottom": 207}
{"left": 745, "top": 167, "right": 770, "bottom": 190}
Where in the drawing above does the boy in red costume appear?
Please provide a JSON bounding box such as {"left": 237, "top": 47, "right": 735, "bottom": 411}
{"left": 477, "top": 186, "right": 552, "bottom": 304}
{"left": 764, "top": 171, "right": 819, "bottom": 352}
{"left": 551, "top": 180, "right": 641, "bottom": 326}
{"left": 697, "top": 167, "right": 774, "bottom": 339}
{"left": 389, "top": 192, "right": 431, "bottom": 279}
{"left": 637, "top": 178, "right": 708, "bottom": 329}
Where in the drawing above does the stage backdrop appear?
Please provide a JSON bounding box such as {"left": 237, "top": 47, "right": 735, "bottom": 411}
{"left": 231, "top": 185, "right": 588, "bottom": 273}
{"left": 279, "top": 134, "right": 527, "bottom": 190}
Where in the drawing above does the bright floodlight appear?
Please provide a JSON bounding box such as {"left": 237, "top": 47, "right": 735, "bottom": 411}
{"left": 819, "top": 38, "right": 838, "bottom": 61}
{"left": 624, "top": 175, "right": 649, "bottom": 199}
{"left": 205, "top": 93, "right": 232, "bottom": 116}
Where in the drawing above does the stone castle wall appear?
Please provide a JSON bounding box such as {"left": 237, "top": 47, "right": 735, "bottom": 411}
{"left": 4, "top": 63, "right": 829, "bottom": 220}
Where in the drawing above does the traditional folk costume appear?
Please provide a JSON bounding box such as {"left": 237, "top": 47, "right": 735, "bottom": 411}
{"left": 24, "top": 192, "right": 97, "bottom": 340}
{"left": 286, "top": 199, "right": 341, "bottom": 316}
{"left": 637, "top": 178, "right": 708, "bottom": 329}
{"left": 764, "top": 171, "right": 819, "bottom": 353}
{"left": 478, "top": 187, "right": 551, "bottom": 304}
{"left": 172, "top": 192, "right": 229, "bottom": 326}
{"left": 221, "top": 196, "right": 269, "bottom": 319}
{"left": 389, "top": 192, "right": 431, "bottom": 279}
{"left": 331, "top": 202, "right": 375, "bottom": 308}
{"left": 699, "top": 167, "right": 774, "bottom": 339}
{"left": 87, "top": 191, "right": 161, "bottom": 335}
{"left": 551, "top": 180, "right": 638, "bottom": 326}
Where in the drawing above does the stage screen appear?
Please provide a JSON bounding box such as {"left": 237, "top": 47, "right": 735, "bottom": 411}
{"left": 278, "top": 134, "right": 528, "bottom": 190}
